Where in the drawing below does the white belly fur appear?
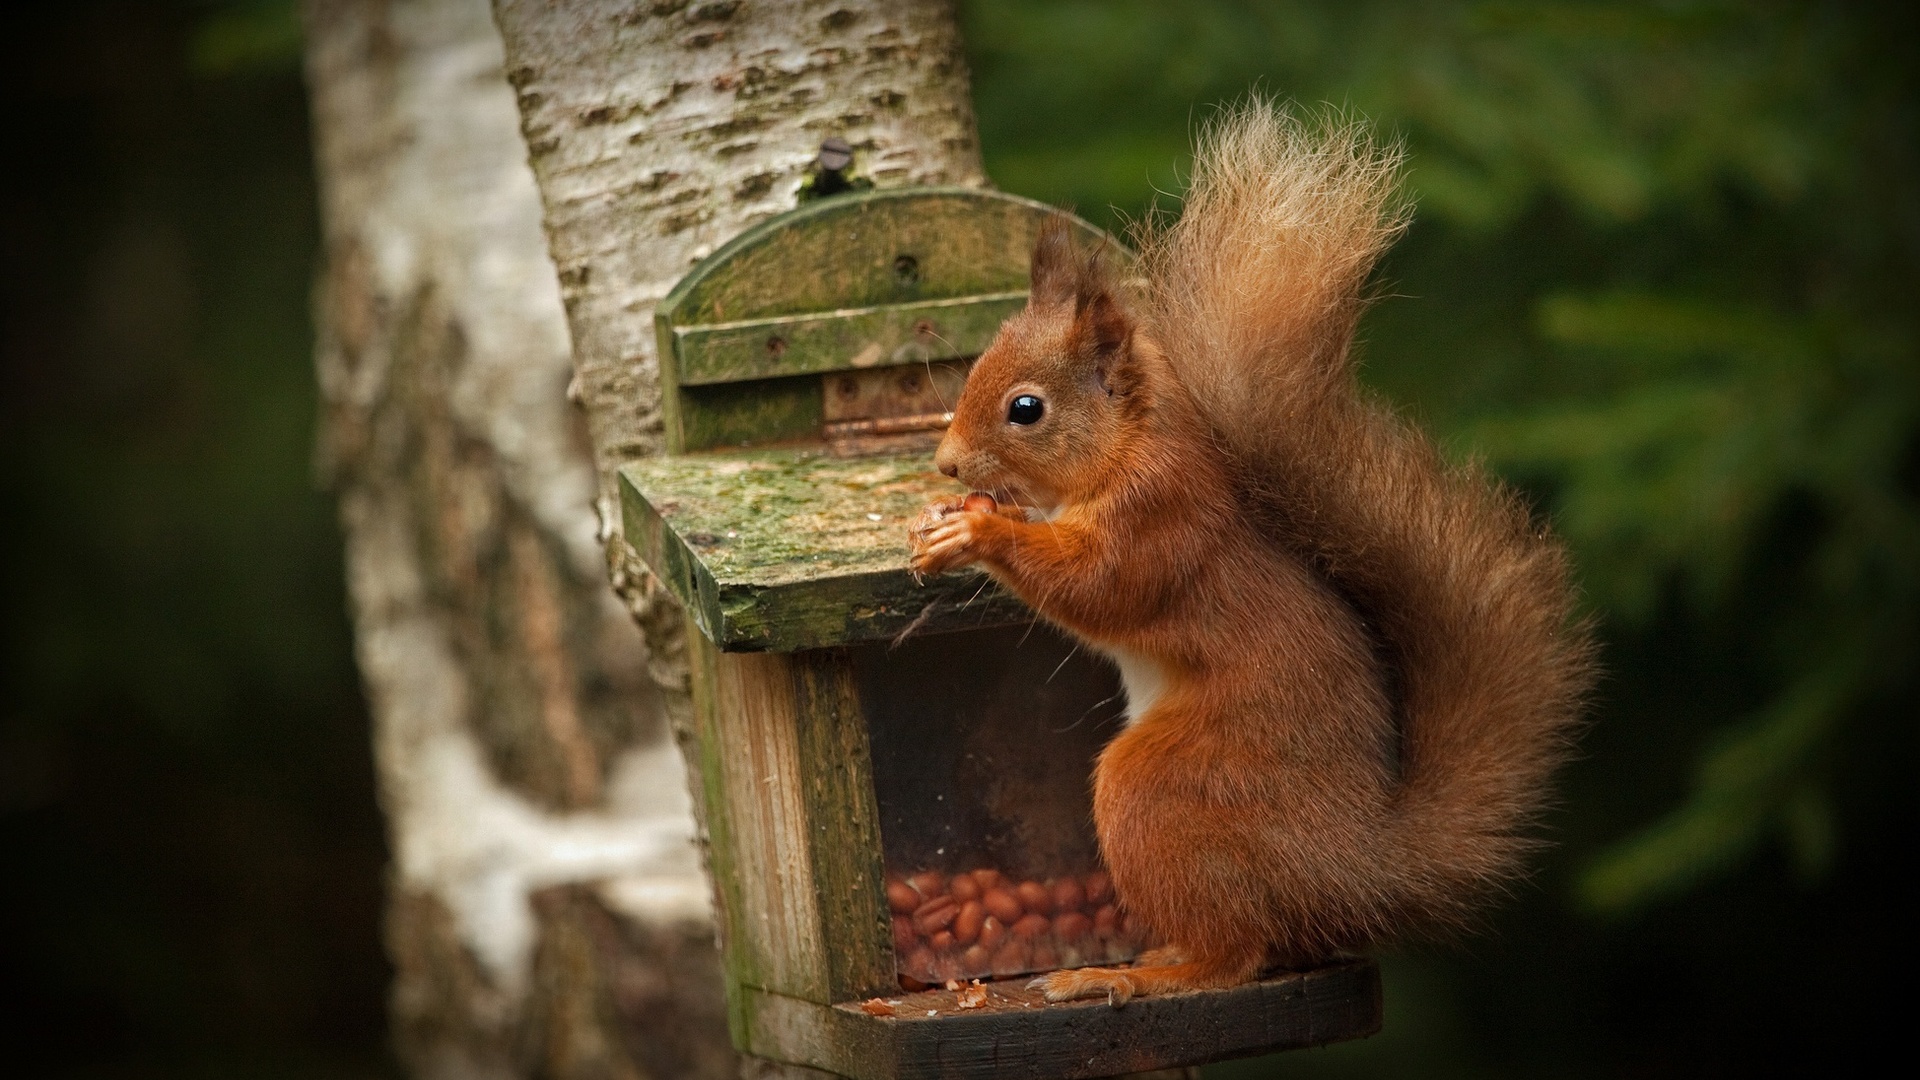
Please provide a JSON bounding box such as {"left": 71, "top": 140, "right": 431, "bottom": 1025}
{"left": 1103, "top": 646, "right": 1169, "bottom": 726}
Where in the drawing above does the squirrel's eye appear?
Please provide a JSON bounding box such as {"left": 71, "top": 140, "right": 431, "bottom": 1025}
{"left": 1007, "top": 394, "right": 1045, "bottom": 425}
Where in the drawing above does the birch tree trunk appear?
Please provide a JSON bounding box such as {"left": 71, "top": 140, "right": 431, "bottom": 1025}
{"left": 304, "top": 2, "right": 733, "bottom": 1077}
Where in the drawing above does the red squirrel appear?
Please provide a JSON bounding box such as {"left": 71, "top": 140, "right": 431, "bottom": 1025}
{"left": 906, "top": 102, "right": 1594, "bottom": 1005}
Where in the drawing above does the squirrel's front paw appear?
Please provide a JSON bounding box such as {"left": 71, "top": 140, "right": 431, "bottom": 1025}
{"left": 908, "top": 494, "right": 968, "bottom": 538}
{"left": 907, "top": 510, "right": 987, "bottom": 580}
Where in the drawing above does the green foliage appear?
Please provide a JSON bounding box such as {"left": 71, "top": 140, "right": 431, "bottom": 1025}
{"left": 188, "top": 0, "right": 302, "bottom": 76}
{"left": 964, "top": 0, "right": 1917, "bottom": 915}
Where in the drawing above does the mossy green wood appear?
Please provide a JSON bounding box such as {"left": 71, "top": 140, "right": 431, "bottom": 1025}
{"left": 686, "top": 637, "right": 895, "bottom": 1043}
{"left": 676, "top": 291, "right": 1030, "bottom": 386}
{"left": 678, "top": 377, "right": 826, "bottom": 455}
{"left": 652, "top": 187, "right": 1116, "bottom": 451}
{"left": 617, "top": 450, "right": 1033, "bottom": 652}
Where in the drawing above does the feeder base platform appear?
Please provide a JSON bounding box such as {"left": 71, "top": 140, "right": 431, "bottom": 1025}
{"left": 739, "top": 958, "right": 1381, "bottom": 1080}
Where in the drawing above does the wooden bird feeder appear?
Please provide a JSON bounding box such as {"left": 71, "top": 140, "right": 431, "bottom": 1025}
{"left": 618, "top": 187, "right": 1380, "bottom": 1078}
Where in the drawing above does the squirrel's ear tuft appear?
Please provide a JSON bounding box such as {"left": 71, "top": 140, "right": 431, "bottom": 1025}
{"left": 1078, "top": 289, "right": 1138, "bottom": 396}
{"left": 1078, "top": 288, "right": 1132, "bottom": 357}
{"left": 1030, "top": 216, "right": 1081, "bottom": 305}
{"left": 1033, "top": 216, "right": 1134, "bottom": 385}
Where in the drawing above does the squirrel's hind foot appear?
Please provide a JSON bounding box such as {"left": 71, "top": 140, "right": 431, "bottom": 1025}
{"left": 1031, "top": 967, "right": 1138, "bottom": 1007}
{"left": 1032, "top": 954, "right": 1262, "bottom": 1008}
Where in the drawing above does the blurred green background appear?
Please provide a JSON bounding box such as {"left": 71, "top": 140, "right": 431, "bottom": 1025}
{"left": 1, "top": 1, "right": 1911, "bottom": 1076}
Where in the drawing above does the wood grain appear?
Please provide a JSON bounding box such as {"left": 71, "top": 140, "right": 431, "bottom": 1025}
{"left": 675, "top": 292, "right": 1028, "bottom": 386}
{"left": 791, "top": 652, "right": 896, "bottom": 1002}
{"left": 688, "top": 639, "right": 895, "bottom": 1015}
{"left": 689, "top": 642, "right": 825, "bottom": 1013}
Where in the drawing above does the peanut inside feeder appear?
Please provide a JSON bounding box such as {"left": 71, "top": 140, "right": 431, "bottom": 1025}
{"left": 855, "top": 622, "right": 1139, "bottom": 989}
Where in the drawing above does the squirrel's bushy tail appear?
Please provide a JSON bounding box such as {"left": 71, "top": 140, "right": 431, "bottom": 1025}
{"left": 1139, "top": 100, "right": 1594, "bottom": 928}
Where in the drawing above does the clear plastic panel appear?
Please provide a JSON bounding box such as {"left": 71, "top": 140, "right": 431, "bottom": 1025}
{"left": 853, "top": 621, "right": 1150, "bottom": 988}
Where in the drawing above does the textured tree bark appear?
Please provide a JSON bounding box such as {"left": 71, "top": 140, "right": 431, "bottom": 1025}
{"left": 303, "top": 1, "right": 733, "bottom": 1077}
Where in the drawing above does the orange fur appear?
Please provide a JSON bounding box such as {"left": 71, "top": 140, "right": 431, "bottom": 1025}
{"left": 908, "top": 101, "right": 1594, "bottom": 1004}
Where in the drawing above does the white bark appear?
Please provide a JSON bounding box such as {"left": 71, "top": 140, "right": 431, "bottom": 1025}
{"left": 305, "top": 0, "right": 731, "bottom": 1076}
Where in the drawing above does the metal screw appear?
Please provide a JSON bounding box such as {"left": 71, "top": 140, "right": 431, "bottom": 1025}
{"left": 817, "top": 137, "right": 853, "bottom": 173}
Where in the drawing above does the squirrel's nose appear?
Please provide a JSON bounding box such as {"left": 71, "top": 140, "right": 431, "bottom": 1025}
{"left": 938, "top": 459, "right": 958, "bottom": 478}
{"left": 934, "top": 438, "right": 961, "bottom": 478}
